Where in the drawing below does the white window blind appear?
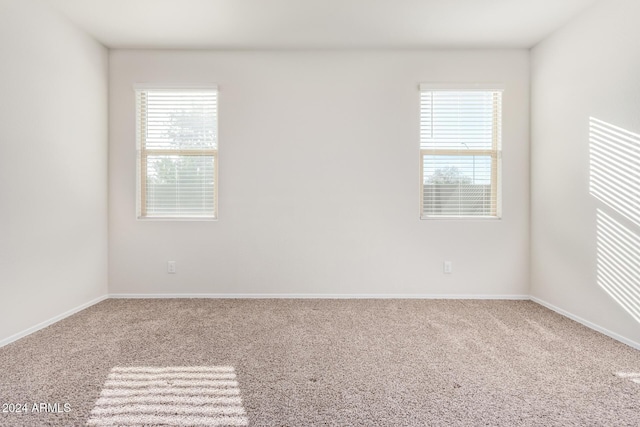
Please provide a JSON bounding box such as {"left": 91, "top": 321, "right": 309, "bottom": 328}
{"left": 136, "top": 88, "right": 218, "bottom": 219}
{"left": 420, "top": 87, "right": 502, "bottom": 219}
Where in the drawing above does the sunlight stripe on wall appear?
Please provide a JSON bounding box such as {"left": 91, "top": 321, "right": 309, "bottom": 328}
{"left": 589, "top": 117, "right": 640, "bottom": 226}
{"left": 596, "top": 210, "right": 640, "bottom": 324}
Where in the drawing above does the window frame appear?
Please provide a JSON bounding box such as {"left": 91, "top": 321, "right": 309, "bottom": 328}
{"left": 135, "top": 85, "right": 219, "bottom": 221}
{"left": 419, "top": 84, "right": 503, "bottom": 220}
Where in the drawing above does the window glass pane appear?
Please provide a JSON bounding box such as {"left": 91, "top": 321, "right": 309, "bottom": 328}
{"left": 143, "top": 91, "right": 217, "bottom": 150}
{"left": 422, "top": 154, "right": 494, "bottom": 216}
{"left": 145, "top": 155, "right": 215, "bottom": 217}
{"left": 420, "top": 91, "right": 496, "bottom": 150}
{"left": 423, "top": 155, "right": 492, "bottom": 185}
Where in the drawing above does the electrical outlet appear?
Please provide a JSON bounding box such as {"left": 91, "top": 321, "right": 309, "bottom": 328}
{"left": 167, "top": 261, "right": 176, "bottom": 274}
{"left": 443, "top": 261, "right": 453, "bottom": 274}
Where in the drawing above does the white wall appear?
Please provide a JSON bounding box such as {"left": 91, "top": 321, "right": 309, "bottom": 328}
{"left": 0, "top": 0, "right": 108, "bottom": 343}
{"left": 109, "top": 50, "right": 529, "bottom": 296}
{"left": 531, "top": 0, "right": 640, "bottom": 344}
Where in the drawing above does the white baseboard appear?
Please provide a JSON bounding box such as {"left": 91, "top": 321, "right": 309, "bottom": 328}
{"left": 109, "top": 293, "right": 531, "bottom": 300}
{"left": 530, "top": 296, "right": 640, "bottom": 350}
{"left": 0, "top": 295, "right": 109, "bottom": 349}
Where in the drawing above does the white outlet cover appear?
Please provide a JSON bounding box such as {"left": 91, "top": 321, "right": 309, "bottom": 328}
{"left": 443, "top": 261, "right": 453, "bottom": 274}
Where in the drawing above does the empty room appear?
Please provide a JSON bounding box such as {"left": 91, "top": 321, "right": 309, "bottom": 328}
{"left": 1, "top": 0, "right": 639, "bottom": 425}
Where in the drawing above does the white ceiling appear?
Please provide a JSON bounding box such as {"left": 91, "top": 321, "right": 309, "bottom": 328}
{"left": 47, "top": 0, "right": 597, "bottom": 49}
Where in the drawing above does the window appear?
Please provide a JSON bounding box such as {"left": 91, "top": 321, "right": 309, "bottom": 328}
{"left": 136, "top": 87, "right": 218, "bottom": 219}
{"left": 419, "top": 84, "right": 502, "bottom": 219}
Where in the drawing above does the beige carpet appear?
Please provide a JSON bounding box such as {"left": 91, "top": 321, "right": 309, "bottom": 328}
{"left": 0, "top": 299, "right": 639, "bottom": 426}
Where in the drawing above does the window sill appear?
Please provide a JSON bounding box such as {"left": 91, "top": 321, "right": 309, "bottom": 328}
{"left": 137, "top": 216, "right": 218, "bottom": 222}
{"left": 420, "top": 216, "right": 502, "bottom": 221}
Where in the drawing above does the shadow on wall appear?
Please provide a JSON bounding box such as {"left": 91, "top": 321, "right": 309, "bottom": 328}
{"left": 589, "top": 117, "right": 640, "bottom": 323}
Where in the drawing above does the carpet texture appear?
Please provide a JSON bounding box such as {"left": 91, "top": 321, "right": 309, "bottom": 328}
{"left": 0, "top": 299, "right": 639, "bottom": 426}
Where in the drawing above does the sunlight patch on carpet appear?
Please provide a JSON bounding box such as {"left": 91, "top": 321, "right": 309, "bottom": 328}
{"left": 87, "top": 366, "right": 248, "bottom": 426}
{"left": 616, "top": 372, "right": 640, "bottom": 384}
